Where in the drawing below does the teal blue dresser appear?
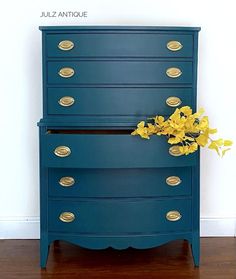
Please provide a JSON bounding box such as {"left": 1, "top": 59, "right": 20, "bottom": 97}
{"left": 38, "top": 26, "right": 201, "bottom": 268}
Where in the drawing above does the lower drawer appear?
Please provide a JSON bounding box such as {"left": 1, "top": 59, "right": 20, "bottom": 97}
{"left": 48, "top": 199, "right": 192, "bottom": 234}
{"left": 49, "top": 167, "right": 192, "bottom": 198}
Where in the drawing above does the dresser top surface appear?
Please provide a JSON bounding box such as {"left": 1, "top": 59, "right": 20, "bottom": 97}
{"left": 39, "top": 25, "right": 201, "bottom": 32}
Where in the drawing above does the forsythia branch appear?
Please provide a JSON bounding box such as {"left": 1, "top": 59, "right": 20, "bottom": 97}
{"left": 131, "top": 106, "right": 233, "bottom": 157}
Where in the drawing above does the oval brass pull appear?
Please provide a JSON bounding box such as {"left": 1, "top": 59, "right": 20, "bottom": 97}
{"left": 59, "top": 212, "right": 75, "bottom": 223}
{"left": 166, "top": 176, "right": 182, "bottom": 186}
{"left": 54, "top": 146, "right": 71, "bottom": 157}
{"left": 59, "top": 177, "right": 75, "bottom": 187}
{"left": 169, "top": 146, "right": 182, "bottom": 157}
{"left": 167, "top": 41, "right": 183, "bottom": 51}
{"left": 58, "top": 67, "right": 75, "bottom": 78}
{"left": 166, "top": 97, "right": 182, "bottom": 107}
{"left": 59, "top": 96, "right": 75, "bottom": 107}
{"left": 166, "top": 211, "right": 182, "bottom": 221}
{"left": 58, "top": 40, "right": 74, "bottom": 51}
{"left": 166, "top": 67, "right": 182, "bottom": 78}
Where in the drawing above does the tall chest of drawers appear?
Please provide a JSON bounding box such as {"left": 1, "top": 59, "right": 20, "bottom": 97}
{"left": 38, "top": 26, "right": 201, "bottom": 268}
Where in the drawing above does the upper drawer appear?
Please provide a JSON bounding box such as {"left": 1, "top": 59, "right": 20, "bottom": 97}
{"left": 41, "top": 133, "right": 197, "bottom": 168}
{"left": 47, "top": 88, "right": 193, "bottom": 116}
{"left": 47, "top": 61, "right": 192, "bottom": 85}
{"left": 46, "top": 33, "right": 193, "bottom": 58}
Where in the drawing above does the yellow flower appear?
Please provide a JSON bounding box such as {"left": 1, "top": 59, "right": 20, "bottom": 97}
{"left": 168, "top": 137, "right": 181, "bottom": 144}
{"left": 131, "top": 121, "right": 150, "bottom": 139}
{"left": 197, "top": 116, "right": 209, "bottom": 130}
{"left": 196, "top": 134, "right": 208, "bottom": 147}
{"left": 154, "top": 116, "right": 165, "bottom": 126}
{"left": 180, "top": 106, "right": 192, "bottom": 116}
{"left": 147, "top": 123, "right": 158, "bottom": 134}
{"left": 224, "top": 140, "right": 233, "bottom": 146}
{"left": 188, "top": 142, "right": 198, "bottom": 153}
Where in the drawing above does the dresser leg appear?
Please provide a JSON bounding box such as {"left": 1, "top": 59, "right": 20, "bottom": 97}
{"left": 40, "top": 242, "right": 50, "bottom": 268}
{"left": 191, "top": 237, "right": 200, "bottom": 267}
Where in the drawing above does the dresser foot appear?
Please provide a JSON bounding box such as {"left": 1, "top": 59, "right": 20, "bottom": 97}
{"left": 191, "top": 238, "right": 200, "bottom": 267}
{"left": 40, "top": 243, "right": 50, "bottom": 268}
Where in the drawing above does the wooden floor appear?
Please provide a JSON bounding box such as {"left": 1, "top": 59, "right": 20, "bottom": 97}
{"left": 0, "top": 238, "right": 236, "bottom": 279}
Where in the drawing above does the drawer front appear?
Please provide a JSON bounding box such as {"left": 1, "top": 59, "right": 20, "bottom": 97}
{"left": 47, "top": 61, "right": 192, "bottom": 85}
{"left": 49, "top": 167, "right": 192, "bottom": 198}
{"left": 48, "top": 199, "right": 192, "bottom": 234}
{"left": 46, "top": 33, "right": 193, "bottom": 58}
{"left": 47, "top": 88, "right": 193, "bottom": 116}
{"left": 42, "top": 134, "right": 197, "bottom": 168}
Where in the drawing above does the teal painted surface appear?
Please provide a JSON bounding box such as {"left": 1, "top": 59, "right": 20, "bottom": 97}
{"left": 39, "top": 26, "right": 200, "bottom": 268}
{"left": 42, "top": 134, "right": 197, "bottom": 168}
{"left": 46, "top": 33, "right": 193, "bottom": 58}
{"left": 39, "top": 26, "right": 201, "bottom": 31}
{"left": 48, "top": 232, "right": 193, "bottom": 250}
{"left": 47, "top": 88, "right": 193, "bottom": 116}
{"left": 48, "top": 198, "right": 192, "bottom": 233}
{"left": 49, "top": 167, "right": 192, "bottom": 198}
{"left": 47, "top": 61, "right": 193, "bottom": 85}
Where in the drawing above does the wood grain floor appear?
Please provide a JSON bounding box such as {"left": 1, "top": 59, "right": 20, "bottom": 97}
{"left": 0, "top": 238, "right": 236, "bottom": 279}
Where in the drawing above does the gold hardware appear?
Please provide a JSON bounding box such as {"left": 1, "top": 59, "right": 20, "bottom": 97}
{"left": 54, "top": 146, "right": 71, "bottom": 157}
{"left": 59, "top": 96, "right": 75, "bottom": 107}
{"left": 166, "top": 67, "right": 182, "bottom": 78}
{"left": 169, "top": 146, "right": 182, "bottom": 157}
{"left": 58, "top": 67, "right": 75, "bottom": 78}
{"left": 166, "top": 176, "right": 182, "bottom": 186}
{"left": 59, "top": 212, "right": 75, "bottom": 223}
{"left": 166, "top": 211, "right": 182, "bottom": 221}
{"left": 167, "top": 41, "right": 183, "bottom": 51}
{"left": 59, "top": 177, "right": 75, "bottom": 187}
{"left": 166, "top": 97, "right": 182, "bottom": 107}
{"left": 58, "top": 40, "right": 74, "bottom": 51}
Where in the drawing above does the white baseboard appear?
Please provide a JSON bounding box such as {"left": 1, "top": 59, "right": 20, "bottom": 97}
{"left": 0, "top": 217, "right": 235, "bottom": 239}
{"left": 200, "top": 217, "right": 236, "bottom": 237}
{"left": 0, "top": 217, "right": 40, "bottom": 239}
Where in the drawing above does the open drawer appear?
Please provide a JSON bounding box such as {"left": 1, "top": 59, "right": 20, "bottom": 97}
{"left": 41, "top": 130, "right": 197, "bottom": 168}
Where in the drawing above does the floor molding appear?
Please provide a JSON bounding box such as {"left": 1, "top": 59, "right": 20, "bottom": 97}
{"left": 0, "top": 217, "right": 40, "bottom": 239}
{"left": 0, "top": 217, "right": 235, "bottom": 239}
{"left": 200, "top": 217, "right": 236, "bottom": 237}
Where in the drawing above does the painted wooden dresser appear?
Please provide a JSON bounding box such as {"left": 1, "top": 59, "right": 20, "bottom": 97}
{"left": 38, "top": 26, "right": 201, "bottom": 268}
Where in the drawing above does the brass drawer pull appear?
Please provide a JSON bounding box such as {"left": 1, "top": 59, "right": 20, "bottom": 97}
{"left": 59, "top": 212, "right": 75, "bottom": 223}
{"left": 169, "top": 146, "right": 182, "bottom": 157}
{"left": 58, "top": 67, "right": 75, "bottom": 78}
{"left": 54, "top": 146, "right": 71, "bottom": 157}
{"left": 59, "top": 96, "right": 75, "bottom": 107}
{"left": 167, "top": 41, "right": 183, "bottom": 51}
{"left": 59, "top": 177, "right": 75, "bottom": 187}
{"left": 166, "top": 96, "right": 182, "bottom": 107}
{"left": 166, "top": 67, "right": 182, "bottom": 78}
{"left": 166, "top": 211, "right": 182, "bottom": 221}
{"left": 166, "top": 176, "right": 182, "bottom": 186}
{"left": 58, "top": 40, "right": 74, "bottom": 51}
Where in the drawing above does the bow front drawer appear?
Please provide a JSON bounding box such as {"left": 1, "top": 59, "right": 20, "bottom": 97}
{"left": 42, "top": 133, "right": 197, "bottom": 168}
{"left": 49, "top": 167, "right": 192, "bottom": 198}
{"left": 47, "top": 61, "right": 192, "bottom": 85}
{"left": 46, "top": 33, "right": 193, "bottom": 58}
{"left": 47, "top": 88, "right": 192, "bottom": 116}
{"left": 48, "top": 198, "right": 192, "bottom": 234}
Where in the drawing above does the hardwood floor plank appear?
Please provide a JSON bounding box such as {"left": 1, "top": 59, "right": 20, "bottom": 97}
{"left": 0, "top": 238, "right": 235, "bottom": 279}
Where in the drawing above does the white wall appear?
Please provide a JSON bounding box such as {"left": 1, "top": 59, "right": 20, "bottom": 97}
{"left": 0, "top": 0, "right": 235, "bottom": 238}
